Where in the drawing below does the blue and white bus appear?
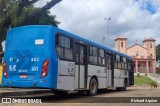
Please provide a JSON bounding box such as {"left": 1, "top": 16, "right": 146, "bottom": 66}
{"left": 2, "top": 25, "right": 134, "bottom": 96}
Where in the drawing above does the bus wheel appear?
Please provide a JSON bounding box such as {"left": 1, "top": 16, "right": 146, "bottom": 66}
{"left": 87, "top": 78, "right": 98, "bottom": 96}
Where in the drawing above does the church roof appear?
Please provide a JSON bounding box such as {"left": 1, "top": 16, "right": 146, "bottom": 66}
{"left": 127, "top": 43, "right": 147, "bottom": 50}
{"left": 114, "top": 36, "right": 127, "bottom": 41}
{"left": 142, "top": 37, "right": 156, "bottom": 42}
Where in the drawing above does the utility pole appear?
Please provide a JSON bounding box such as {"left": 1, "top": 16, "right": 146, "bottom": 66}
{"left": 104, "top": 17, "right": 111, "bottom": 47}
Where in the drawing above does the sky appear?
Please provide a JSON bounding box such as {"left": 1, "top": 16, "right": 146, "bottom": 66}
{"left": 35, "top": 0, "right": 160, "bottom": 49}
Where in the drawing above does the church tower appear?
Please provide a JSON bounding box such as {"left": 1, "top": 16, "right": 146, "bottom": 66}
{"left": 115, "top": 36, "right": 127, "bottom": 54}
{"left": 143, "top": 37, "right": 156, "bottom": 58}
{"left": 143, "top": 37, "right": 156, "bottom": 73}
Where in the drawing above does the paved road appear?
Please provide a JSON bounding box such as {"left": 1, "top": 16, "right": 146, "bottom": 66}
{"left": 1, "top": 85, "right": 160, "bottom": 106}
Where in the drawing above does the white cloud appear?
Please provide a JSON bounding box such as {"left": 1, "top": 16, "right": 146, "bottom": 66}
{"left": 38, "top": 0, "right": 160, "bottom": 48}
{"left": 34, "top": 0, "right": 51, "bottom": 7}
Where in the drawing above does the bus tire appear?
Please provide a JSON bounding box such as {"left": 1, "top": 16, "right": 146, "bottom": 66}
{"left": 87, "top": 78, "right": 98, "bottom": 96}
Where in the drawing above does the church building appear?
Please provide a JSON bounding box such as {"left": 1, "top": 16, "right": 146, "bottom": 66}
{"left": 115, "top": 37, "right": 156, "bottom": 73}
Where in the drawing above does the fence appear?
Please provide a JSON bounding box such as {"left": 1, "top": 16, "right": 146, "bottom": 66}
{"left": 137, "top": 67, "right": 153, "bottom": 73}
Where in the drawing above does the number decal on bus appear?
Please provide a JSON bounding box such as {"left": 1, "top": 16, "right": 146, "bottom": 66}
{"left": 31, "top": 57, "right": 39, "bottom": 62}
{"left": 9, "top": 65, "right": 17, "bottom": 71}
{"left": 31, "top": 67, "right": 38, "bottom": 71}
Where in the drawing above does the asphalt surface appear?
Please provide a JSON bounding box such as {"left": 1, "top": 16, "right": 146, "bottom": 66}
{"left": 1, "top": 85, "right": 160, "bottom": 106}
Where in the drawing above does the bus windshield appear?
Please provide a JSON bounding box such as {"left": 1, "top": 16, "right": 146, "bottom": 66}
{"left": 6, "top": 27, "right": 47, "bottom": 51}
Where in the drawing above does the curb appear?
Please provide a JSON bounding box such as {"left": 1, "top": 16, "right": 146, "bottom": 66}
{"left": 0, "top": 89, "right": 52, "bottom": 98}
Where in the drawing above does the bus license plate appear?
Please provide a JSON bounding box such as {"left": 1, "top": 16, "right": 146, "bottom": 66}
{"left": 20, "top": 75, "right": 28, "bottom": 78}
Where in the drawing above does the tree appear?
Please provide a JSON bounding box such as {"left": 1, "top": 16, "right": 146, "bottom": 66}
{"left": 0, "top": 0, "right": 62, "bottom": 51}
{"left": 156, "top": 44, "right": 160, "bottom": 60}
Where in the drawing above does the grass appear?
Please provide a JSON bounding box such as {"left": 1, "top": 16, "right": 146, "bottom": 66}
{"left": 134, "top": 75, "right": 156, "bottom": 85}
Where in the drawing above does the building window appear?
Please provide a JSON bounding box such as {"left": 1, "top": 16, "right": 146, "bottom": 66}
{"left": 150, "top": 43, "right": 152, "bottom": 48}
{"left": 121, "top": 42, "right": 123, "bottom": 47}
{"left": 136, "top": 53, "right": 139, "bottom": 56}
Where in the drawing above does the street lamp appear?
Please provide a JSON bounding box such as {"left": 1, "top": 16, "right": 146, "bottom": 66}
{"left": 104, "top": 17, "right": 111, "bottom": 47}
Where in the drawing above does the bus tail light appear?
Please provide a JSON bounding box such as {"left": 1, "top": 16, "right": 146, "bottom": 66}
{"left": 41, "top": 59, "right": 49, "bottom": 78}
{"left": 3, "top": 61, "right": 8, "bottom": 78}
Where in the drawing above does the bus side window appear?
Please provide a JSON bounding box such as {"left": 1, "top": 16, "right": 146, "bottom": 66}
{"left": 56, "top": 35, "right": 64, "bottom": 58}
{"left": 56, "top": 34, "right": 73, "bottom": 60}
{"left": 108, "top": 56, "right": 111, "bottom": 69}
{"left": 56, "top": 46, "right": 64, "bottom": 58}
{"left": 123, "top": 57, "right": 127, "bottom": 70}
{"left": 106, "top": 53, "right": 108, "bottom": 68}
{"left": 99, "top": 49, "right": 105, "bottom": 66}
{"left": 93, "top": 47, "right": 98, "bottom": 64}
{"left": 122, "top": 57, "right": 127, "bottom": 70}
{"left": 75, "top": 45, "right": 79, "bottom": 63}
{"left": 118, "top": 61, "right": 121, "bottom": 69}
{"left": 89, "top": 46, "right": 93, "bottom": 64}
{"left": 80, "top": 46, "right": 84, "bottom": 64}
{"left": 128, "top": 60, "right": 131, "bottom": 70}
{"left": 115, "top": 62, "right": 117, "bottom": 68}
{"left": 89, "top": 46, "right": 98, "bottom": 65}
{"left": 115, "top": 55, "right": 121, "bottom": 69}
{"left": 65, "top": 48, "right": 73, "bottom": 60}
{"left": 106, "top": 53, "right": 111, "bottom": 69}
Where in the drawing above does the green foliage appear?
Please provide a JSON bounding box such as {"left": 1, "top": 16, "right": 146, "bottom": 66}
{"left": 156, "top": 44, "right": 160, "bottom": 60}
{"left": 21, "top": 9, "right": 60, "bottom": 26}
{"left": 0, "top": 0, "right": 61, "bottom": 51}
{"left": 156, "top": 68, "right": 160, "bottom": 75}
{"left": 0, "top": 0, "right": 60, "bottom": 27}
{"left": 134, "top": 75, "right": 156, "bottom": 85}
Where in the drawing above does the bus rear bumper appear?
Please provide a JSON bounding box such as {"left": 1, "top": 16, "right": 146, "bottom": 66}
{"left": 2, "top": 78, "right": 53, "bottom": 88}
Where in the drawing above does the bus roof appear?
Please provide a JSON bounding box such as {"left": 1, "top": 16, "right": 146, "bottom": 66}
{"left": 8, "top": 25, "right": 132, "bottom": 59}
{"left": 53, "top": 26, "right": 131, "bottom": 59}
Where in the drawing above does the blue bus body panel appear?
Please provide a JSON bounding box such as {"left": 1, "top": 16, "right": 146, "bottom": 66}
{"left": 2, "top": 25, "right": 58, "bottom": 88}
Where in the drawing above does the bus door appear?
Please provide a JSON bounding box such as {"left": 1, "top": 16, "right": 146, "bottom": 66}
{"left": 130, "top": 61, "right": 134, "bottom": 85}
{"left": 75, "top": 43, "right": 87, "bottom": 89}
{"left": 106, "top": 53, "right": 114, "bottom": 87}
